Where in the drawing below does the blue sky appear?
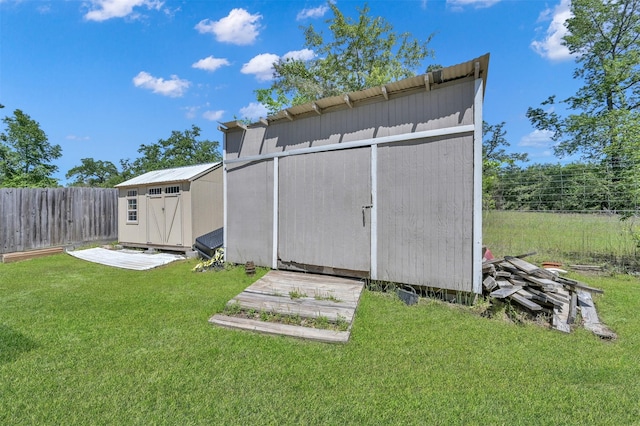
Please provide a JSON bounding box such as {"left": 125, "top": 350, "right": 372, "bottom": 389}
{"left": 1, "top": 0, "right": 580, "bottom": 185}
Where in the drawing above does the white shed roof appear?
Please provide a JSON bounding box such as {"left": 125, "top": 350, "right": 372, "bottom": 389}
{"left": 115, "top": 162, "right": 221, "bottom": 187}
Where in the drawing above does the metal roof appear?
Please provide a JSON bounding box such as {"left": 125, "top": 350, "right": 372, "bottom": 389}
{"left": 115, "top": 162, "right": 221, "bottom": 187}
{"left": 220, "top": 53, "right": 489, "bottom": 132}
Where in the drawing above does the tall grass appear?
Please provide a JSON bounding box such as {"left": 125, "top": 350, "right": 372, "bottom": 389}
{"left": 483, "top": 210, "right": 640, "bottom": 268}
{"left": 1, "top": 253, "right": 639, "bottom": 424}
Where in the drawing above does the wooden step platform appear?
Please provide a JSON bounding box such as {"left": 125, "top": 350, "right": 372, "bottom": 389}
{"left": 209, "top": 270, "right": 365, "bottom": 343}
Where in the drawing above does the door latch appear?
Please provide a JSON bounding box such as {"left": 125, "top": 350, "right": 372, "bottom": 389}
{"left": 362, "top": 204, "right": 373, "bottom": 226}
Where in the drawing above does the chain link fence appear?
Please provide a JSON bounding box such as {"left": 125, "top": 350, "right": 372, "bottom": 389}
{"left": 483, "top": 163, "right": 640, "bottom": 271}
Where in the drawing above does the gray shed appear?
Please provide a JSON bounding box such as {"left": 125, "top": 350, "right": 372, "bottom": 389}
{"left": 115, "top": 162, "right": 223, "bottom": 252}
{"left": 221, "top": 54, "right": 489, "bottom": 295}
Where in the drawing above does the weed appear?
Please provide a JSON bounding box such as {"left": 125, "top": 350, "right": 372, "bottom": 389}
{"left": 259, "top": 310, "right": 270, "bottom": 322}
{"left": 289, "top": 288, "right": 307, "bottom": 299}
{"left": 335, "top": 314, "right": 349, "bottom": 331}
{"left": 225, "top": 301, "right": 242, "bottom": 315}
{"left": 314, "top": 291, "right": 342, "bottom": 303}
{"left": 315, "top": 316, "right": 330, "bottom": 329}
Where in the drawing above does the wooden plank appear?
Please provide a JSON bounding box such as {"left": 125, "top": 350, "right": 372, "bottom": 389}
{"left": 495, "top": 279, "right": 512, "bottom": 289}
{"left": 568, "top": 291, "right": 577, "bottom": 325}
{"left": 505, "top": 256, "right": 557, "bottom": 280}
{"left": 557, "top": 277, "right": 604, "bottom": 294}
{"left": 482, "top": 263, "right": 496, "bottom": 274}
{"left": 209, "top": 314, "right": 350, "bottom": 343}
{"left": 2, "top": 246, "right": 64, "bottom": 263}
{"left": 552, "top": 287, "right": 571, "bottom": 333}
{"left": 569, "top": 264, "right": 604, "bottom": 272}
{"left": 229, "top": 292, "right": 357, "bottom": 322}
{"left": 249, "top": 271, "right": 365, "bottom": 303}
{"left": 243, "top": 289, "right": 358, "bottom": 309}
{"left": 527, "top": 288, "right": 564, "bottom": 308}
{"left": 249, "top": 280, "right": 362, "bottom": 304}
{"left": 509, "top": 292, "right": 542, "bottom": 311}
{"left": 490, "top": 285, "right": 522, "bottom": 299}
{"left": 577, "top": 291, "right": 617, "bottom": 339}
{"left": 504, "top": 256, "right": 539, "bottom": 274}
{"left": 507, "top": 277, "right": 527, "bottom": 286}
{"left": 522, "top": 275, "right": 560, "bottom": 291}
{"left": 482, "top": 276, "right": 497, "bottom": 292}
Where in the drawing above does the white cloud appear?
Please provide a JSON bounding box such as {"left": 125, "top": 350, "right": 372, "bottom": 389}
{"left": 296, "top": 5, "right": 329, "bottom": 20}
{"left": 195, "top": 8, "right": 262, "bottom": 46}
{"left": 66, "top": 134, "right": 91, "bottom": 141}
{"left": 283, "top": 49, "right": 316, "bottom": 62}
{"left": 239, "top": 102, "right": 268, "bottom": 121}
{"left": 192, "top": 56, "right": 231, "bottom": 72}
{"left": 84, "top": 0, "right": 163, "bottom": 22}
{"left": 519, "top": 129, "right": 555, "bottom": 148}
{"left": 202, "top": 110, "right": 225, "bottom": 121}
{"left": 241, "top": 53, "right": 280, "bottom": 82}
{"left": 531, "top": 0, "right": 573, "bottom": 61}
{"left": 132, "top": 71, "right": 190, "bottom": 97}
{"left": 242, "top": 49, "right": 315, "bottom": 82}
{"left": 183, "top": 106, "right": 199, "bottom": 120}
{"left": 447, "top": 0, "right": 501, "bottom": 9}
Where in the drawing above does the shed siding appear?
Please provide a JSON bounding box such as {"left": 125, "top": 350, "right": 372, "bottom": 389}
{"left": 226, "top": 160, "right": 273, "bottom": 266}
{"left": 225, "top": 81, "right": 474, "bottom": 158}
{"left": 191, "top": 167, "right": 223, "bottom": 240}
{"left": 377, "top": 135, "right": 473, "bottom": 291}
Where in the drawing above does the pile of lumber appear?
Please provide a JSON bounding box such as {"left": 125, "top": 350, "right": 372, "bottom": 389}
{"left": 482, "top": 253, "right": 616, "bottom": 339}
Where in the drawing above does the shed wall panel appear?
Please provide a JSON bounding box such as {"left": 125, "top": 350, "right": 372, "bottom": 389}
{"left": 226, "top": 81, "right": 474, "bottom": 158}
{"left": 226, "top": 160, "right": 273, "bottom": 265}
{"left": 377, "top": 135, "right": 473, "bottom": 291}
{"left": 191, "top": 167, "right": 223, "bottom": 239}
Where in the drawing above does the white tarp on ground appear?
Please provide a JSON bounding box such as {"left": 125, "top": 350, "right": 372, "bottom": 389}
{"left": 67, "top": 247, "right": 184, "bottom": 271}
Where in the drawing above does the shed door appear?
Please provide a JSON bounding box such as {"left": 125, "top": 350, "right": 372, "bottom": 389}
{"left": 147, "top": 194, "right": 164, "bottom": 244}
{"left": 278, "top": 147, "right": 371, "bottom": 276}
{"left": 164, "top": 194, "right": 182, "bottom": 246}
{"left": 147, "top": 192, "right": 183, "bottom": 246}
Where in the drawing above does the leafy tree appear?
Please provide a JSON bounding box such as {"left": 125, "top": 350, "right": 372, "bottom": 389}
{"left": 482, "top": 121, "right": 528, "bottom": 208}
{"left": 65, "top": 158, "right": 121, "bottom": 187}
{"left": 256, "top": 3, "right": 435, "bottom": 114}
{"left": 0, "top": 109, "right": 62, "bottom": 187}
{"left": 128, "top": 125, "right": 221, "bottom": 175}
{"left": 526, "top": 0, "right": 640, "bottom": 164}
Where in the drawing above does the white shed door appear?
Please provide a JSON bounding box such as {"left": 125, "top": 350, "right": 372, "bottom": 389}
{"left": 147, "top": 193, "right": 182, "bottom": 246}
{"left": 278, "top": 147, "right": 371, "bottom": 275}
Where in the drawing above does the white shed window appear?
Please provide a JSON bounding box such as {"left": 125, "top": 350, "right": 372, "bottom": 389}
{"left": 126, "top": 190, "right": 138, "bottom": 223}
{"left": 149, "top": 187, "right": 161, "bottom": 195}
{"left": 165, "top": 185, "right": 180, "bottom": 194}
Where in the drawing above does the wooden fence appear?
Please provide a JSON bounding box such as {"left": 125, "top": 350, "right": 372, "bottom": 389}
{"left": 0, "top": 187, "right": 118, "bottom": 254}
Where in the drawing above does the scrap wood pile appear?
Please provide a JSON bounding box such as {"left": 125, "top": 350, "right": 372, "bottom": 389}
{"left": 482, "top": 252, "right": 616, "bottom": 339}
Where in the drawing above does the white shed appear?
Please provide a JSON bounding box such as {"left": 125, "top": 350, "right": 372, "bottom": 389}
{"left": 115, "top": 162, "right": 223, "bottom": 252}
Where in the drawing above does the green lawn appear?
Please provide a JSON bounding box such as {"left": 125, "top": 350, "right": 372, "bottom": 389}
{"left": 483, "top": 210, "right": 640, "bottom": 269}
{"left": 1, "top": 252, "right": 639, "bottom": 424}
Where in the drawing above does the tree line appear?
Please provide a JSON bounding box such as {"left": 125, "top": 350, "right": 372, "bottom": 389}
{"left": 0, "top": 106, "right": 221, "bottom": 188}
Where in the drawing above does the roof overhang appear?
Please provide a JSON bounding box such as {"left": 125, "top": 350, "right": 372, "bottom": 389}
{"left": 220, "top": 53, "right": 489, "bottom": 132}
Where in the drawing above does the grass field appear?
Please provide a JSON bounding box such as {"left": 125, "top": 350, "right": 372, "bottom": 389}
{"left": 1, "top": 251, "right": 639, "bottom": 425}
{"left": 483, "top": 210, "right": 640, "bottom": 269}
